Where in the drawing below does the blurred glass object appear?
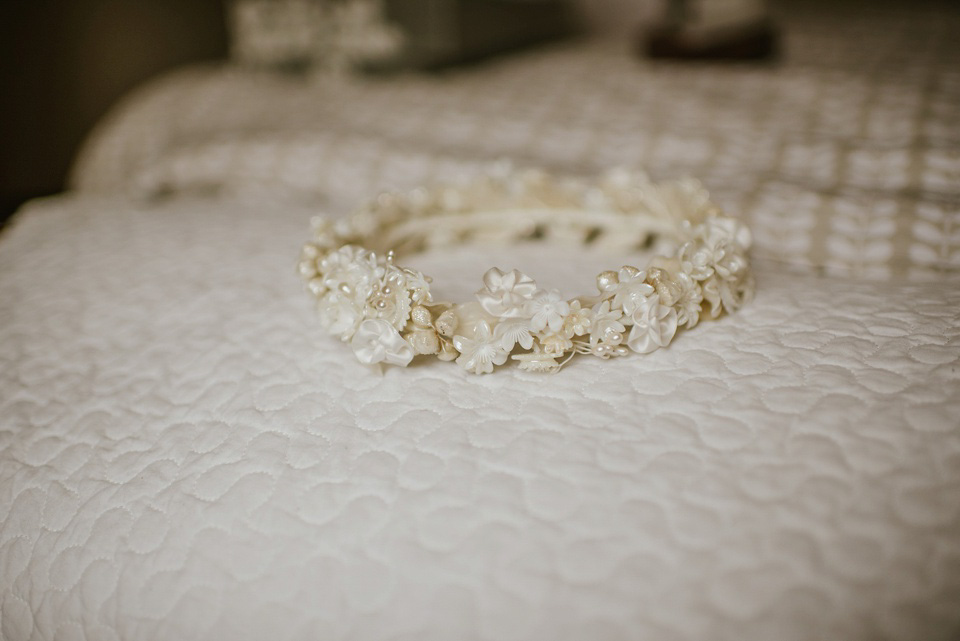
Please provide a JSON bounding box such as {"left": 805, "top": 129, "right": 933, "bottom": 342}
{"left": 228, "top": 0, "right": 576, "bottom": 73}
{"left": 643, "top": 0, "right": 777, "bottom": 59}
{"left": 228, "top": 0, "right": 404, "bottom": 71}
{"left": 382, "top": 0, "right": 577, "bottom": 69}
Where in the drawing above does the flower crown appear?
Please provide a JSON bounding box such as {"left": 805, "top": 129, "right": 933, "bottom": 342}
{"left": 298, "top": 167, "right": 754, "bottom": 374}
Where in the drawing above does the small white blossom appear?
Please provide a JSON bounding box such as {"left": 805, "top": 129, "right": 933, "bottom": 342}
{"left": 317, "top": 292, "right": 364, "bottom": 340}
{"left": 351, "top": 319, "right": 415, "bottom": 366}
{"left": 701, "top": 275, "right": 723, "bottom": 319}
{"left": 589, "top": 300, "right": 626, "bottom": 346}
{"left": 702, "top": 270, "right": 755, "bottom": 318}
{"left": 561, "top": 300, "right": 594, "bottom": 339}
{"left": 494, "top": 318, "right": 534, "bottom": 351}
{"left": 715, "top": 242, "right": 750, "bottom": 282}
{"left": 680, "top": 218, "right": 751, "bottom": 283}
{"left": 721, "top": 271, "right": 755, "bottom": 313}
{"left": 537, "top": 331, "right": 573, "bottom": 356}
{"left": 610, "top": 267, "right": 654, "bottom": 315}
{"left": 475, "top": 267, "right": 538, "bottom": 317}
{"left": 453, "top": 321, "right": 509, "bottom": 374}
{"left": 320, "top": 245, "right": 383, "bottom": 303}
{"left": 403, "top": 268, "right": 433, "bottom": 304}
{"left": 682, "top": 218, "right": 753, "bottom": 318}
{"left": 626, "top": 294, "right": 678, "bottom": 354}
{"left": 679, "top": 237, "right": 714, "bottom": 281}
{"left": 672, "top": 271, "right": 702, "bottom": 328}
{"left": 525, "top": 289, "right": 570, "bottom": 333}
{"left": 650, "top": 268, "right": 703, "bottom": 329}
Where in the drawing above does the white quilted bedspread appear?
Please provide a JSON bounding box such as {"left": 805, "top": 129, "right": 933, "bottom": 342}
{"left": 2, "top": 195, "right": 959, "bottom": 641}
{"left": 4, "top": 0, "right": 960, "bottom": 637}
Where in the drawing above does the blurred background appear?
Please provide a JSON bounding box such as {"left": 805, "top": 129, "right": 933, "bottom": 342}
{"left": 20, "top": 0, "right": 941, "bottom": 232}
{"left": 0, "top": 0, "right": 713, "bottom": 227}
{"left": 0, "top": 0, "right": 795, "bottom": 229}
{"left": 0, "top": 0, "right": 229, "bottom": 225}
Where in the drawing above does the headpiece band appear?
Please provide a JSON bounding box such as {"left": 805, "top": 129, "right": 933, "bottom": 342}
{"left": 298, "top": 167, "right": 754, "bottom": 374}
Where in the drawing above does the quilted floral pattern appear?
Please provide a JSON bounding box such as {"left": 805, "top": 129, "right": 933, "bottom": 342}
{"left": 1, "top": 195, "right": 959, "bottom": 640}
{"left": 3, "top": 1, "right": 958, "bottom": 637}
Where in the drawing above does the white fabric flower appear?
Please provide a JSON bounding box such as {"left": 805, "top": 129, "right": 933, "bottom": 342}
{"left": 702, "top": 270, "right": 755, "bottom": 317}
{"left": 350, "top": 319, "right": 414, "bottom": 366}
{"left": 453, "top": 321, "right": 509, "bottom": 374}
{"left": 680, "top": 218, "right": 751, "bottom": 283}
{"left": 494, "top": 318, "right": 534, "bottom": 351}
{"left": 721, "top": 271, "right": 755, "bottom": 313}
{"left": 651, "top": 269, "right": 703, "bottom": 329}
{"left": 679, "top": 240, "right": 715, "bottom": 281}
{"left": 701, "top": 275, "right": 723, "bottom": 319}
{"left": 317, "top": 292, "right": 364, "bottom": 340}
{"left": 537, "top": 331, "right": 573, "bottom": 356}
{"left": 561, "top": 300, "right": 594, "bottom": 338}
{"left": 589, "top": 300, "right": 626, "bottom": 346}
{"left": 681, "top": 218, "right": 752, "bottom": 317}
{"left": 525, "top": 289, "right": 570, "bottom": 333}
{"left": 673, "top": 272, "right": 703, "bottom": 329}
{"left": 627, "top": 294, "right": 678, "bottom": 354}
{"left": 714, "top": 242, "right": 750, "bottom": 282}
{"left": 475, "top": 267, "right": 538, "bottom": 317}
{"left": 402, "top": 268, "right": 432, "bottom": 304}
{"left": 320, "top": 245, "right": 383, "bottom": 303}
{"left": 610, "top": 267, "right": 654, "bottom": 315}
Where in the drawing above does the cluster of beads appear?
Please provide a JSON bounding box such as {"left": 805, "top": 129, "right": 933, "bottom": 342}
{"left": 298, "top": 167, "right": 754, "bottom": 374}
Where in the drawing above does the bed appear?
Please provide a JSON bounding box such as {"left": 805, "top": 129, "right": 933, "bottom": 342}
{"left": 2, "top": 1, "right": 959, "bottom": 640}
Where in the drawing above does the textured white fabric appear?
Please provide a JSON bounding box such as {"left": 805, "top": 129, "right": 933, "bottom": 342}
{"left": 2, "top": 194, "right": 959, "bottom": 641}
{"left": 4, "top": 1, "right": 960, "bottom": 638}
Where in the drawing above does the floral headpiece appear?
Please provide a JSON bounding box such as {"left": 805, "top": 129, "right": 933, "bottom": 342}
{"left": 298, "top": 167, "right": 754, "bottom": 374}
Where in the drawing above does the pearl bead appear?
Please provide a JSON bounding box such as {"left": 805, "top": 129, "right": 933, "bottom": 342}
{"left": 377, "top": 301, "right": 387, "bottom": 309}
{"left": 597, "top": 271, "right": 618, "bottom": 292}
{"left": 339, "top": 284, "right": 351, "bottom": 294}
{"left": 382, "top": 286, "right": 392, "bottom": 295}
